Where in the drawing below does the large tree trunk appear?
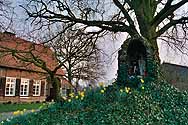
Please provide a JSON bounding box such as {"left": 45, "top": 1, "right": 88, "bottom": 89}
{"left": 147, "top": 39, "right": 161, "bottom": 79}
{"left": 48, "top": 74, "right": 61, "bottom": 102}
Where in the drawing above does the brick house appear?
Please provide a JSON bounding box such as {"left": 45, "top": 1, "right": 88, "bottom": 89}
{"left": 0, "top": 32, "right": 71, "bottom": 103}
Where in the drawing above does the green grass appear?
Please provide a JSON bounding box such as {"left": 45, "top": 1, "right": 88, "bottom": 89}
{"left": 0, "top": 103, "right": 44, "bottom": 113}
{"left": 3, "top": 79, "right": 188, "bottom": 125}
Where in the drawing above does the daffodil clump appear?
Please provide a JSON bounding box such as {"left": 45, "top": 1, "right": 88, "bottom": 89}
{"left": 100, "top": 87, "right": 106, "bottom": 94}
{"left": 12, "top": 108, "right": 37, "bottom": 117}
{"left": 125, "top": 87, "right": 131, "bottom": 93}
{"left": 119, "top": 87, "right": 131, "bottom": 94}
{"left": 140, "top": 78, "right": 145, "bottom": 90}
{"left": 62, "top": 91, "right": 86, "bottom": 103}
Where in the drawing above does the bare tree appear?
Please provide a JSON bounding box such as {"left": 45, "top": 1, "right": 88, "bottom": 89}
{"left": 45, "top": 26, "right": 105, "bottom": 91}
{"left": 21, "top": 0, "right": 188, "bottom": 79}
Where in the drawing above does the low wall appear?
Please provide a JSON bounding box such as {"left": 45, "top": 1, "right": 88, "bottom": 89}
{"left": 0, "top": 96, "right": 46, "bottom": 103}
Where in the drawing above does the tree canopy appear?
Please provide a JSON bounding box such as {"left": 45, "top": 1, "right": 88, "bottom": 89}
{"left": 22, "top": 0, "right": 188, "bottom": 41}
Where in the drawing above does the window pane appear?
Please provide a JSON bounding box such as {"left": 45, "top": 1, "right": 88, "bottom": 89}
{"left": 7, "top": 78, "right": 10, "bottom": 82}
{"left": 6, "top": 84, "right": 9, "bottom": 87}
{"left": 21, "top": 85, "right": 23, "bottom": 88}
{"left": 6, "top": 88, "right": 9, "bottom": 92}
{"left": 10, "top": 88, "right": 13, "bottom": 92}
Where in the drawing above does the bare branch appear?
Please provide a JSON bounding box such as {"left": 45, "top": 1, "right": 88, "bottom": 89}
{"left": 152, "top": 0, "right": 188, "bottom": 26}
{"left": 156, "top": 17, "right": 188, "bottom": 37}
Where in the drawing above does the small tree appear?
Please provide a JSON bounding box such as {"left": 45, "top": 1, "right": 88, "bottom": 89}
{"left": 45, "top": 26, "right": 105, "bottom": 91}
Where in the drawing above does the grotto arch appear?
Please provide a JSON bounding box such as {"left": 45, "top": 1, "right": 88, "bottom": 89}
{"left": 127, "top": 40, "right": 147, "bottom": 76}
{"left": 117, "top": 36, "right": 153, "bottom": 86}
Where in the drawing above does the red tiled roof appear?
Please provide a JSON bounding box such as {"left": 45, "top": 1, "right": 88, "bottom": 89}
{"left": 0, "top": 32, "right": 64, "bottom": 75}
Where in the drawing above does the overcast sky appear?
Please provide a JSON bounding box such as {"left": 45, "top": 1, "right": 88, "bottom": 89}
{"left": 10, "top": 0, "right": 188, "bottom": 81}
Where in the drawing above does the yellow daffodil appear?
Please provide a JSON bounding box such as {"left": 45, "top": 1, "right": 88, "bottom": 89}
{"left": 103, "top": 87, "right": 106, "bottom": 91}
{"left": 81, "top": 97, "right": 84, "bottom": 100}
{"left": 140, "top": 79, "right": 144, "bottom": 83}
{"left": 100, "top": 89, "right": 105, "bottom": 94}
{"left": 141, "top": 86, "right": 145, "bottom": 90}
{"left": 23, "top": 109, "right": 26, "bottom": 112}
{"left": 80, "top": 91, "right": 85, "bottom": 97}
{"left": 120, "top": 89, "right": 123, "bottom": 93}
{"left": 69, "top": 93, "right": 74, "bottom": 98}
{"left": 68, "top": 99, "right": 71, "bottom": 102}
{"left": 62, "top": 96, "right": 67, "bottom": 100}
{"left": 99, "top": 82, "right": 104, "bottom": 87}
{"left": 75, "top": 96, "right": 79, "bottom": 99}
{"left": 20, "top": 111, "right": 24, "bottom": 115}
{"left": 125, "top": 87, "right": 131, "bottom": 93}
{"left": 13, "top": 110, "right": 20, "bottom": 116}
{"left": 31, "top": 109, "right": 35, "bottom": 113}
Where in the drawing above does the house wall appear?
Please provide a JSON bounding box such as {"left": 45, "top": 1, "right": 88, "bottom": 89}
{"left": 161, "top": 63, "right": 188, "bottom": 91}
{"left": 0, "top": 67, "right": 48, "bottom": 103}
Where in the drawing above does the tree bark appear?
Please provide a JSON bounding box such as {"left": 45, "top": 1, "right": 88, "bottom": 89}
{"left": 146, "top": 39, "right": 161, "bottom": 79}
{"left": 48, "top": 74, "right": 61, "bottom": 102}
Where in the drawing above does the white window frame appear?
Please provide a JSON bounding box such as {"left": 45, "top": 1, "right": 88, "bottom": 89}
{"left": 5, "top": 77, "right": 16, "bottom": 96}
{"left": 61, "top": 84, "right": 68, "bottom": 97}
{"left": 61, "top": 88, "right": 67, "bottom": 97}
{"left": 20, "top": 78, "right": 29, "bottom": 96}
{"left": 33, "top": 80, "right": 41, "bottom": 96}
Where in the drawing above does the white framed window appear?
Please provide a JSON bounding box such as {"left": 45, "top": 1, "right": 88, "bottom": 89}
{"left": 61, "top": 84, "right": 72, "bottom": 97}
{"left": 61, "top": 88, "right": 67, "bottom": 97}
{"left": 33, "top": 80, "right": 41, "bottom": 96}
{"left": 5, "top": 77, "right": 16, "bottom": 96}
{"left": 61, "top": 84, "right": 68, "bottom": 97}
{"left": 20, "top": 78, "right": 29, "bottom": 96}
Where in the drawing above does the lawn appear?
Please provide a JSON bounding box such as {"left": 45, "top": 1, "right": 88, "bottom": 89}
{"left": 0, "top": 103, "right": 44, "bottom": 113}
{"left": 2, "top": 78, "right": 188, "bottom": 125}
